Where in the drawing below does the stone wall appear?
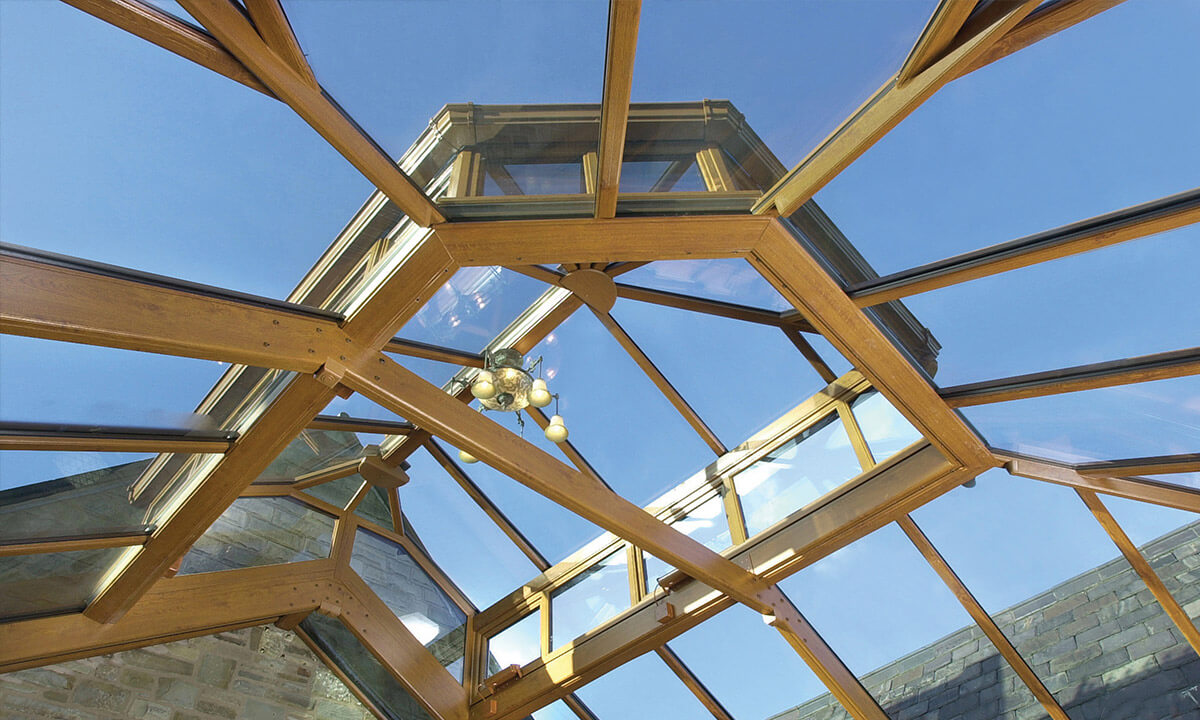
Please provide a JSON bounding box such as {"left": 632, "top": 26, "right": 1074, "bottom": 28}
{"left": 773, "top": 521, "right": 1200, "bottom": 720}
{"left": 0, "top": 625, "right": 372, "bottom": 720}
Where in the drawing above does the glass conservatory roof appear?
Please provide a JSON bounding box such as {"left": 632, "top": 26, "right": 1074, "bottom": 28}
{"left": 1, "top": 2, "right": 1198, "bottom": 720}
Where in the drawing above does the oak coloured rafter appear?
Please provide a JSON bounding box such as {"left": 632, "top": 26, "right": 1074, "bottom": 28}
{"left": 242, "top": 0, "right": 317, "bottom": 89}
{"left": 1076, "top": 454, "right": 1200, "bottom": 478}
{"left": 0, "top": 421, "right": 236, "bottom": 454}
{"left": 595, "top": 0, "right": 641, "bottom": 218}
{"left": 1002, "top": 453, "right": 1200, "bottom": 514}
{"left": 896, "top": 0, "right": 978, "bottom": 86}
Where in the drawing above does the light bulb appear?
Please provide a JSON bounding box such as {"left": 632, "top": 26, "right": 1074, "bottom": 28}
{"left": 458, "top": 449, "right": 478, "bottom": 464}
{"left": 529, "top": 378, "right": 552, "bottom": 408}
{"left": 471, "top": 370, "right": 497, "bottom": 400}
{"left": 544, "top": 415, "right": 569, "bottom": 443}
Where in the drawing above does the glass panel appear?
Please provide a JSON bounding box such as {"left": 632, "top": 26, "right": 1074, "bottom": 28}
{"left": 178, "top": 496, "right": 334, "bottom": 575}
{"left": 529, "top": 309, "right": 712, "bottom": 508}
{"left": 734, "top": 412, "right": 862, "bottom": 537}
{"left": 631, "top": 0, "right": 938, "bottom": 170}
{"left": 964, "top": 375, "right": 1200, "bottom": 464}
{"left": 813, "top": 0, "right": 1200, "bottom": 276}
{"left": 0, "top": 547, "right": 126, "bottom": 621}
{"left": 257, "top": 428, "right": 369, "bottom": 484}
{"left": 643, "top": 494, "right": 733, "bottom": 587}
{"left": 321, "top": 393, "right": 409, "bottom": 428}
{"left": 912, "top": 470, "right": 1197, "bottom": 713}
{"left": 668, "top": 604, "right": 828, "bottom": 719}
{"left": 400, "top": 445, "right": 540, "bottom": 608}
{"left": 900, "top": 228, "right": 1200, "bottom": 387}
{"left": 349, "top": 528, "right": 467, "bottom": 680}
{"left": 0, "top": 452, "right": 153, "bottom": 542}
{"left": 849, "top": 389, "right": 923, "bottom": 462}
{"left": 550, "top": 549, "right": 630, "bottom": 650}
{"left": 575, "top": 651, "right": 715, "bottom": 718}
{"left": 617, "top": 159, "right": 707, "bottom": 193}
{"left": 779, "top": 524, "right": 1041, "bottom": 715}
{"left": 0, "top": 0, "right": 368, "bottom": 298}
{"left": 486, "top": 610, "right": 542, "bottom": 675}
{"left": 284, "top": 1, "right": 606, "bottom": 171}
{"left": 493, "top": 163, "right": 587, "bottom": 196}
{"left": 300, "top": 612, "right": 434, "bottom": 720}
{"left": 0, "top": 336, "right": 224, "bottom": 427}
{"left": 304, "top": 475, "right": 366, "bottom": 510}
{"left": 611, "top": 299, "right": 829, "bottom": 448}
{"left": 618, "top": 258, "right": 791, "bottom": 311}
{"left": 399, "top": 268, "right": 550, "bottom": 353}
{"left": 355, "top": 485, "right": 394, "bottom": 529}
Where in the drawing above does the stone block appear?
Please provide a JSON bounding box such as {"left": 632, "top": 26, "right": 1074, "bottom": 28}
{"left": 73, "top": 680, "right": 132, "bottom": 713}
{"left": 197, "top": 654, "right": 236, "bottom": 689}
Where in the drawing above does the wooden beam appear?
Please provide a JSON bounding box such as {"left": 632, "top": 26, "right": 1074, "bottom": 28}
{"left": 60, "top": 0, "right": 273, "bottom": 95}
{"left": 0, "top": 246, "right": 346, "bottom": 371}
{"left": 761, "top": 586, "right": 887, "bottom": 720}
{"left": 898, "top": 515, "right": 1070, "bottom": 719}
{"left": 343, "top": 355, "right": 773, "bottom": 613}
{"left": 1076, "top": 454, "right": 1200, "bottom": 478}
{"left": 0, "top": 532, "right": 148, "bottom": 558}
{"left": 589, "top": 308, "right": 727, "bottom": 455}
{"left": 177, "top": 0, "right": 445, "bottom": 227}
{"left": 242, "top": 0, "right": 317, "bottom": 89}
{"left": 0, "top": 421, "right": 236, "bottom": 454}
{"left": 754, "top": 0, "right": 1040, "bottom": 217}
{"left": 307, "top": 415, "right": 415, "bottom": 435}
{"left": 655, "top": 645, "right": 736, "bottom": 720}
{"left": 432, "top": 215, "right": 770, "bottom": 268}
{"left": 849, "top": 188, "right": 1200, "bottom": 307}
{"left": 940, "top": 347, "right": 1200, "bottom": 408}
{"left": 615, "top": 282, "right": 805, "bottom": 329}
{"left": 897, "top": 0, "right": 978, "bottom": 86}
{"left": 85, "top": 377, "right": 338, "bottom": 622}
{"left": 953, "top": 0, "right": 1127, "bottom": 79}
{"left": 524, "top": 407, "right": 613, "bottom": 492}
{"left": 1002, "top": 453, "right": 1200, "bottom": 514}
{"left": 424, "top": 439, "right": 551, "bottom": 572}
{"left": 336, "top": 572, "right": 470, "bottom": 720}
{"left": 595, "top": 0, "right": 641, "bottom": 219}
{"left": 751, "top": 220, "right": 992, "bottom": 468}
{"left": 385, "top": 337, "right": 487, "bottom": 368}
{"left": 1076, "top": 489, "right": 1200, "bottom": 657}
{"left": 0, "top": 560, "right": 335, "bottom": 672}
{"left": 471, "top": 444, "right": 964, "bottom": 719}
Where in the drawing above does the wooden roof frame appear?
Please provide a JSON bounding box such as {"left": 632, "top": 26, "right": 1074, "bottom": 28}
{"left": 7, "top": 1, "right": 1197, "bottom": 719}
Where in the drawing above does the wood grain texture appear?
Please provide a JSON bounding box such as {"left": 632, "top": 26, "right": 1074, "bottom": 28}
{"left": 1002, "top": 454, "right": 1200, "bottom": 514}
{"left": 896, "top": 0, "right": 977, "bottom": 86}
{"left": 752, "top": 220, "right": 992, "bottom": 468}
{"left": 595, "top": 0, "right": 641, "bottom": 218}
{"left": 433, "top": 215, "right": 769, "bottom": 267}
{"left": 243, "top": 0, "right": 317, "bottom": 88}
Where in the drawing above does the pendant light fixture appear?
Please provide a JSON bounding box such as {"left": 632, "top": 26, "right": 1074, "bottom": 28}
{"left": 457, "top": 348, "right": 568, "bottom": 464}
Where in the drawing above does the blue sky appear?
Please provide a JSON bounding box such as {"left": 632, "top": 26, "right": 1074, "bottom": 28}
{"left": 2, "top": 0, "right": 1199, "bottom": 716}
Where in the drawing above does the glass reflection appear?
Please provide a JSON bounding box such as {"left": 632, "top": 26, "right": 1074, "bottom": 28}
{"left": 300, "top": 612, "right": 434, "bottom": 720}
{"left": 551, "top": 549, "right": 630, "bottom": 650}
{"left": 350, "top": 529, "right": 468, "bottom": 680}
{"left": 618, "top": 258, "right": 791, "bottom": 311}
{"left": 735, "top": 412, "right": 861, "bottom": 537}
{"left": 487, "top": 610, "right": 541, "bottom": 675}
{"left": 0, "top": 547, "right": 126, "bottom": 621}
{"left": 0, "top": 452, "right": 153, "bottom": 542}
{"left": 643, "top": 494, "right": 732, "bottom": 587}
{"left": 178, "top": 496, "right": 334, "bottom": 575}
{"left": 850, "top": 389, "right": 923, "bottom": 462}
{"left": 618, "top": 159, "right": 708, "bottom": 193}
{"left": 399, "top": 267, "right": 550, "bottom": 353}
